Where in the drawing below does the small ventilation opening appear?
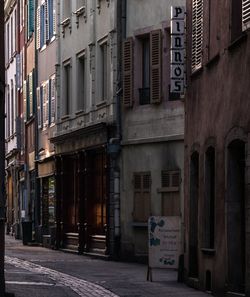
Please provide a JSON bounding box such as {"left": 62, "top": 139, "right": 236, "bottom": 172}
{"left": 206, "top": 270, "right": 212, "bottom": 292}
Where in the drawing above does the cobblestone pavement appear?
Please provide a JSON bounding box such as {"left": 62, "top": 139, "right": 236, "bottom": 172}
{"left": 5, "top": 235, "right": 209, "bottom": 297}
{"left": 6, "top": 256, "right": 119, "bottom": 297}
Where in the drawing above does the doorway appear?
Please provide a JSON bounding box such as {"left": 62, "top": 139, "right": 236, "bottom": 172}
{"left": 227, "top": 140, "right": 245, "bottom": 294}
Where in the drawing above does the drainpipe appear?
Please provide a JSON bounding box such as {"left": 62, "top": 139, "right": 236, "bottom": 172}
{"left": 108, "top": 0, "right": 126, "bottom": 258}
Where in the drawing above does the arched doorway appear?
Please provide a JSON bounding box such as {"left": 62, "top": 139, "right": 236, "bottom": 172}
{"left": 227, "top": 140, "right": 245, "bottom": 294}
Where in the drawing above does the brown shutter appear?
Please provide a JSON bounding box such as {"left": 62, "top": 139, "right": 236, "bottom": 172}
{"left": 123, "top": 38, "right": 133, "bottom": 107}
{"left": 150, "top": 29, "right": 162, "bottom": 104}
{"left": 242, "top": 0, "right": 250, "bottom": 31}
{"left": 191, "top": 0, "right": 203, "bottom": 72}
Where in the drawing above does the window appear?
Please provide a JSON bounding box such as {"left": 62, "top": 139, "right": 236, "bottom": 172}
{"left": 7, "top": 85, "right": 10, "bottom": 138}
{"left": 123, "top": 29, "right": 162, "bottom": 107}
{"left": 11, "top": 80, "right": 14, "bottom": 135}
{"left": 191, "top": 0, "right": 203, "bottom": 72}
{"left": 63, "top": 0, "right": 71, "bottom": 20}
{"left": 37, "top": 86, "right": 42, "bottom": 129}
{"left": 133, "top": 172, "right": 151, "bottom": 222}
{"left": 42, "top": 81, "right": 49, "bottom": 128}
{"left": 100, "top": 42, "right": 108, "bottom": 101}
{"left": 49, "top": 75, "right": 56, "bottom": 125}
{"left": 204, "top": 147, "right": 215, "bottom": 249}
{"left": 27, "top": 0, "right": 35, "bottom": 39}
{"left": 7, "top": 23, "right": 10, "bottom": 62}
{"left": 77, "top": 55, "right": 85, "bottom": 111}
{"left": 37, "top": 0, "right": 56, "bottom": 50}
{"left": 231, "top": 0, "right": 243, "bottom": 41}
{"left": 161, "top": 170, "right": 181, "bottom": 216}
{"left": 77, "top": 0, "right": 86, "bottom": 9}
{"left": 139, "top": 36, "right": 150, "bottom": 105}
{"left": 10, "top": 17, "right": 13, "bottom": 56}
{"left": 23, "top": 80, "right": 27, "bottom": 122}
{"left": 123, "top": 38, "right": 134, "bottom": 107}
{"left": 139, "top": 30, "right": 162, "bottom": 105}
{"left": 29, "top": 71, "right": 34, "bottom": 117}
{"left": 208, "top": 0, "right": 219, "bottom": 59}
{"left": 64, "top": 63, "right": 71, "bottom": 115}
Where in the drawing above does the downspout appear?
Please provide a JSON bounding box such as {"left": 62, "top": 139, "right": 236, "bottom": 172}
{"left": 110, "top": 0, "right": 126, "bottom": 257}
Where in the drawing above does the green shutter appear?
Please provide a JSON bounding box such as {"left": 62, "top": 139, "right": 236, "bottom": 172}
{"left": 28, "top": 0, "right": 35, "bottom": 37}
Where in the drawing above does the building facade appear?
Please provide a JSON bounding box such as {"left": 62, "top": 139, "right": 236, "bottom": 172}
{"left": 185, "top": 0, "right": 250, "bottom": 295}
{"left": 50, "top": 0, "right": 121, "bottom": 256}
{"left": 4, "top": 0, "right": 20, "bottom": 237}
{"left": 35, "top": 0, "right": 57, "bottom": 247}
{"left": 120, "top": 0, "right": 185, "bottom": 261}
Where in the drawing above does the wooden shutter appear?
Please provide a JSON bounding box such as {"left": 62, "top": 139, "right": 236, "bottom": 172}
{"left": 161, "top": 170, "right": 180, "bottom": 190}
{"left": 45, "top": 0, "right": 49, "bottom": 42}
{"left": 42, "top": 83, "right": 47, "bottom": 128}
{"left": 37, "top": 87, "right": 41, "bottom": 128}
{"left": 46, "top": 81, "right": 49, "bottom": 125}
{"left": 50, "top": 76, "right": 56, "bottom": 123}
{"left": 133, "top": 172, "right": 151, "bottom": 222}
{"left": 48, "top": 0, "right": 54, "bottom": 39}
{"left": 53, "top": 0, "right": 56, "bottom": 35}
{"left": 191, "top": 0, "right": 203, "bottom": 72}
{"left": 40, "top": 5, "right": 45, "bottom": 47}
{"left": 36, "top": 7, "right": 41, "bottom": 49}
{"left": 23, "top": 80, "right": 27, "bottom": 122}
{"left": 29, "top": 72, "right": 33, "bottom": 117}
{"left": 150, "top": 29, "right": 162, "bottom": 104}
{"left": 243, "top": 0, "right": 250, "bottom": 30}
{"left": 123, "top": 38, "right": 133, "bottom": 107}
{"left": 28, "top": 0, "right": 34, "bottom": 37}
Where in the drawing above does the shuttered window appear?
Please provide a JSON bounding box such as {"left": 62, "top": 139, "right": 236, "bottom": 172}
{"left": 42, "top": 82, "right": 49, "bottom": 128}
{"left": 28, "top": 0, "right": 34, "bottom": 38}
{"left": 37, "top": 87, "right": 42, "bottom": 128}
{"left": 133, "top": 172, "right": 151, "bottom": 222}
{"left": 150, "top": 30, "right": 162, "bottom": 103}
{"left": 161, "top": 170, "right": 180, "bottom": 190}
{"left": 36, "top": 7, "right": 41, "bottom": 49}
{"left": 40, "top": 5, "right": 45, "bottom": 47}
{"left": 29, "top": 71, "right": 34, "bottom": 117}
{"left": 243, "top": 0, "right": 250, "bottom": 30}
{"left": 123, "top": 38, "right": 134, "bottom": 107}
{"left": 45, "top": 0, "right": 49, "bottom": 42}
{"left": 50, "top": 76, "right": 56, "bottom": 124}
{"left": 38, "top": 0, "right": 55, "bottom": 50}
{"left": 23, "top": 80, "right": 27, "bottom": 122}
{"left": 191, "top": 0, "right": 203, "bottom": 72}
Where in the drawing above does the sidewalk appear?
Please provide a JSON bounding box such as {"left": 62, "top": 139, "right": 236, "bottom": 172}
{"left": 5, "top": 235, "right": 208, "bottom": 297}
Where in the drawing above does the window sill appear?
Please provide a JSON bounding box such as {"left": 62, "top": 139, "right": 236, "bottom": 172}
{"left": 75, "top": 109, "right": 85, "bottom": 116}
{"left": 201, "top": 248, "right": 216, "bottom": 256}
{"left": 61, "top": 17, "right": 71, "bottom": 28}
{"left": 205, "top": 53, "right": 220, "bottom": 68}
{"left": 191, "top": 67, "right": 203, "bottom": 79}
{"left": 132, "top": 222, "right": 148, "bottom": 228}
{"left": 61, "top": 115, "right": 70, "bottom": 121}
{"left": 157, "top": 187, "right": 179, "bottom": 193}
{"left": 96, "top": 101, "right": 107, "bottom": 108}
{"left": 228, "top": 33, "right": 247, "bottom": 52}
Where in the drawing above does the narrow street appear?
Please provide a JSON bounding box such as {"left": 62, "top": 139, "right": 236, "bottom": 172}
{"left": 5, "top": 236, "right": 208, "bottom": 297}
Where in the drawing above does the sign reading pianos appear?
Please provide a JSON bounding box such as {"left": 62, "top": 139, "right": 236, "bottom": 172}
{"left": 170, "top": 6, "right": 186, "bottom": 94}
{"left": 148, "top": 216, "right": 181, "bottom": 270}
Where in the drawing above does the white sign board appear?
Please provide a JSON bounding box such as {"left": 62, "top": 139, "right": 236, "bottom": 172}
{"left": 148, "top": 216, "right": 181, "bottom": 269}
{"left": 170, "top": 6, "right": 186, "bottom": 94}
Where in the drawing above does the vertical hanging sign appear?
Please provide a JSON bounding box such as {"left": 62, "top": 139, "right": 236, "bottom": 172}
{"left": 170, "top": 6, "right": 186, "bottom": 94}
